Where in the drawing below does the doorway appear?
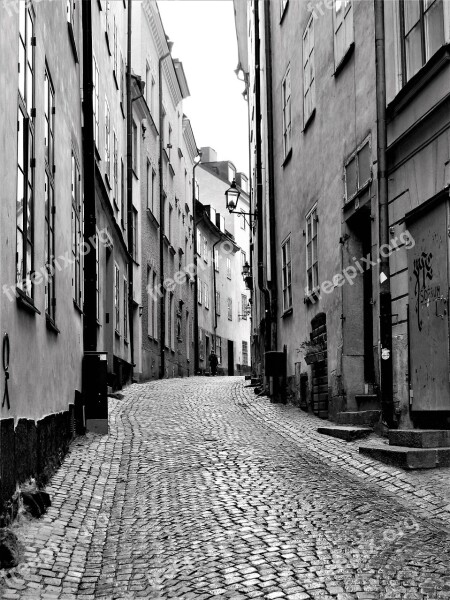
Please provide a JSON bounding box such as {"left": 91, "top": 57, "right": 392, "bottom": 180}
{"left": 311, "top": 313, "right": 328, "bottom": 418}
{"left": 227, "top": 340, "right": 234, "bottom": 375}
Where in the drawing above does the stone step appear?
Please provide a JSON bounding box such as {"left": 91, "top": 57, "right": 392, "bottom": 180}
{"left": 359, "top": 443, "right": 450, "bottom": 470}
{"left": 389, "top": 429, "right": 450, "bottom": 448}
{"left": 317, "top": 425, "right": 373, "bottom": 442}
{"left": 251, "top": 378, "right": 260, "bottom": 386}
{"left": 336, "top": 410, "right": 381, "bottom": 427}
{"left": 355, "top": 394, "right": 380, "bottom": 411}
{"left": 244, "top": 375, "right": 252, "bottom": 381}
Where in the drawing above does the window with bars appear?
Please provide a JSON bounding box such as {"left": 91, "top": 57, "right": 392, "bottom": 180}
{"left": 306, "top": 207, "right": 318, "bottom": 294}
{"left": 282, "top": 236, "right": 292, "bottom": 312}
{"left": 334, "top": 0, "right": 354, "bottom": 67}
{"left": 113, "top": 130, "right": 118, "bottom": 205}
{"left": 241, "top": 294, "right": 248, "bottom": 320}
{"left": 44, "top": 67, "right": 56, "bottom": 322}
{"left": 399, "top": 0, "right": 444, "bottom": 83}
{"left": 242, "top": 341, "right": 249, "bottom": 366}
{"left": 114, "top": 263, "right": 120, "bottom": 334}
{"left": 93, "top": 55, "right": 99, "bottom": 148}
{"left": 72, "top": 154, "right": 82, "bottom": 307}
{"left": 282, "top": 66, "right": 291, "bottom": 159}
{"left": 303, "top": 16, "right": 315, "bottom": 126}
{"left": 17, "top": 3, "right": 35, "bottom": 298}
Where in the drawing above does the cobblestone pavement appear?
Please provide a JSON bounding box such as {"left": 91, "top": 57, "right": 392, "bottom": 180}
{"left": 2, "top": 377, "right": 450, "bottom": 600}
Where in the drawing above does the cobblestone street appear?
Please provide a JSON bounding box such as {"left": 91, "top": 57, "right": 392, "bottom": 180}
{"left": 2, "top": 377, "right": 450, "bottom": 600}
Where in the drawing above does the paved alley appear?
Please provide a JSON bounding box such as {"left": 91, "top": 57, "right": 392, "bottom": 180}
{"left": 2, "top": 377, "right": 450, "bottom": 600}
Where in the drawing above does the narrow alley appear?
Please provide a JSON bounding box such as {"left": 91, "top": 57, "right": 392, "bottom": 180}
{"left": 1, "top": 377, "right": 450, "bottom": 600}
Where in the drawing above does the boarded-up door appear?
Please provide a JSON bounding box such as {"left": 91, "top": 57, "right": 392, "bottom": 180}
{"left": 407, "top": 198, "right": 450, "bottom": 411}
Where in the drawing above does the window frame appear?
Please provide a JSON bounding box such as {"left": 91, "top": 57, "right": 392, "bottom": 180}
{"left": 44, "top": 65, "right": 56, "bottom": 323}
{"left": 306, "top": 207, "right": 319, "bottom": 295}
{"left": 334, "top": 0, "right": 354, "bottom": 70}
{"left": 93, "top": 54, "right": 99, "bottom": 149}
{"left": 72, "top": 153, "right": 82, "bottom": 309}
{"left": 281, "top": 66, "right": 292, "bottom": 160}
{"left": 227, "top": 297, "right": 233, "bottom": 321}
{"left": 114, "top": 263, "right": 120, "bottom": 335}
{"left": 303, "top": 15, "right": 316, "bottom": 128}
{"left": 344, "top": 137, "right": 372, "bottom": 203}
{"left": 281, "top": 235, "right": 293, "bottom": 313}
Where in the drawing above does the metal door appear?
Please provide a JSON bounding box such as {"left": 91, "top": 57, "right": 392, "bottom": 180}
{"left": 408, "top": 198, "right": 450, "bottom": 411}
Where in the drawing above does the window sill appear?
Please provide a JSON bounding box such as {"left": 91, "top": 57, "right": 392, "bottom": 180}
{"left": 46, "top": 315, "right": 60, "bottom": 334}
{"left": 95, "top": 146, "right": 101, "bottom": 162}
{"left": 124, "top": 339, "right": 129, "bottom": 346}
{"left": 67, "top": 22, "right": 79, "bottom": 64}
{"left": 304, "top": 289, "right": 320, "bottom": 305}
{"left": 115, "top": 330, "right": 121, "bottom": 338}
{"left": 105, "top": 174, "right": 112, "bottom": 191}
{"left": 113, "top": 70, "right": 119, "bottom": 91}
{"left": 282, "top": 148, "right": 292, "bottom": 168}
{"left": 146, "top": 208, "right": 159, "bottom": 229}
{"left": 281, "top": 307, "right": 293, "bottom": 318}
{"left": 280, "top": 0, "right": 289, "bottom": 24}
{"left": 120, "top": 101, "right": 126, "bottom": 120}
{"left": 302, "top": 108, "right": 316, "bottom": 133}
{"left": 16, "top": 290, "right": 40, "bottom": 315}
{"left": 132, "top": 168, "right": 139, "bottom": 180}
{"left": 333, "top": 42, "right": 355, "bottom": 77}
{"left": 344, "top": 178, "right": 372, "bottom": 208}
{"left": 73, "top": 299, "right": 83, "bottom": 315}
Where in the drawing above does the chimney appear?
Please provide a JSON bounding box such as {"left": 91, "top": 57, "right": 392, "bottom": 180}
{"left": 200, "top": 147, "right": 217, "bottom": 163}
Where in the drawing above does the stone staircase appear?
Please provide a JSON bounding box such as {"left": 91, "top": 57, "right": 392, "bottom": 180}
{"left": 359, "top": 429, "right": 450, "bottom": 469}
{"left": 318, "top": 394, "right": 381, "bottom": 442}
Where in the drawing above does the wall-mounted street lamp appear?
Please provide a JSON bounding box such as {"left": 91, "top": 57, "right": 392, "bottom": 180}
{"left": 242, "top": 261, "right": 253, "bottom": 291}
{"left": 225, "top": 180, "right": 255, "bottom": 216}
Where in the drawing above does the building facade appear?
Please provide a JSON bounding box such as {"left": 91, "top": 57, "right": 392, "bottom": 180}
{"left": 0, "top": 0, "right": 84, "bottom": 520}
{"left": 195, "top": 149, "right": 251, "bottom": 375}
{"left": 234, "top": 0, "right": 450, "bottom": 429}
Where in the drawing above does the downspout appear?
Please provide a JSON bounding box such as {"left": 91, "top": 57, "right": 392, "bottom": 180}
{"left": 158, "top": 52, "right": 171, "bottom": 379}
{"left": 82, "top": 1, "right": 97, "bottom": 352}
{"left": 375, "top": 0, "right": 396, "bottom": 428}
{"left": 254, "top": 0, "right": 272, "bottom": 352}
{"left": 213, "top": 238, "right": 220, "bottom": 332}
{"left": 126, "top": 0, "right": 134, "bottom": 379}
{"left": 192, "top": 159, "right": 201, "bottom": 374}
{"left": 264, "top": 0, "right": 277, "bottom": 353}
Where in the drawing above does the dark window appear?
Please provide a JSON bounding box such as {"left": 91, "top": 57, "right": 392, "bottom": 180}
{"left": 71, "top": 154, "right": 82, "bottom": 307}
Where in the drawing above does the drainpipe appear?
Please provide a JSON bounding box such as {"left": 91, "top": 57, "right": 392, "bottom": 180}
{"left": 264, "top": 0, "right": 277, "bottom": 353}
{"left": 126, "top": 0, "right": 134, "bottom": 380}
{"left": 213, "top": 238, "right": 220, "bottom": 332}
{"left": 192, "top": 158, "right": 201, "bottom": 374}
{"left": 81, "top": 1, "right": 97, "bottom": 353}
{"left": 375, "top": 0, "right": 396, "bottom": 428}
{"left": 158, "top": 52, "right": 171, "bottom": 379}
{"left": 254, "top": 0, "right": 272, "bottom": 355}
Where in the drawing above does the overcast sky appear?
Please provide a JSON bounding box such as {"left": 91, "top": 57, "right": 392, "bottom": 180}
{"left": 157, "top": 0, "right": 249, "bottom": 175}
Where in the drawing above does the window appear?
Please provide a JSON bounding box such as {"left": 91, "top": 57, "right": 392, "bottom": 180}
{"left": 120, "top": 52, "right": 125, "bottom": 111}
{"left": 132, "top": 208, "right": 138, "bottom": 261}
{"left": 147, "top": 161, "right": 155, "bottom": 212}
{"left": 214, "top": 249, "right": 219, "bottom": 272}
{"left": 242, "top": 341, "right": 249, "bottom": 366}
{"left": 226, "top": 257, "right": 232, "bottom": 279}
{"left": 216, "top": 336, "right": 222, "bottom": 364}
{"left": 168, "top": 204, "right": 173, "bottom": 241}
{"left": 113, "top": 130, "right": 118, "bottom": 204}
{"left": 121, "top": 158, "right": 126, "bottom": 229}
{"left": 44, "top": 67, "right": 56, "bottom": 321}
{"left": 215, "top": 291, "right": 220, "bottom": 315}
{"left": 199, "top": 328, "right": 204, "bottom": 361}
{"left": 169, "top": 292, "right": 174, "bottom": 350}
{"left": 17, "top": 4, "right": 35, "bottom": 297}
{"left": 400, "top": 0, "right": 444, "bottom": 83}
{"left": 241, "top": 294, "right": 248, "bottom": 320}
{"left": 148, "top": 270, "right": 158, "bottom": 339}
{"left": 281, "top": 236, "right": 292, "bottom": 312}
{"left": 72, "top": 154, "right": 82, "bottom": 307}
{"left": 123, "top": 277, "right": 128, "bottom": 341}
{"left": 196, "top": 229, "right": 202, "bottom": 255}
{"left": 282, "top": 67, "right": 292, "bottom": 159}
{"left": 105, "top": 98, "right": 111, "bottom": 183}
{"left": 198, "top": 279, "right": 202, "bottom": 304}
{"left": 334, "top": 0, "right": 354, "bottom": 67}
{"left": 66, "top": 0, "right": 75, "bottom": 26}
{"left": 113, "top": 17, "right": 118, "bottom": 83}
{"left": 204, "top": 282, "right": 209, "bottom": 309}
{"left": 344, "top": 139, "right": 372, "bottom": 202}
{"left": 306, "top": 208, "right": 318, "bottom": 294}
{"left": 227, "top": 298, "right": 233, "bottom": 321}
{"left": 203, "top": 236, "right": 208, "bottom": 262}
{"left": 96, "top": 232, "right": 100, "bottom": 321}
{"left": 114, "top": 263, "right": 120, "bottom": 334}
{"left": 132, "top": 120, "right": 138, "bottom": 172}
{"left": 105, "top": 0, "right": 111, "bottom": 52}
{"left": 303, "top": 16, "right": 315, "bottom": 125}
{"left": 93, "top": 55, "right": 99, "bottom": 148}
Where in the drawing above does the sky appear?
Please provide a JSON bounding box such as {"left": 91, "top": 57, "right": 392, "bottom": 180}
{"left": 157, "top": 0, "right": 249, "bottom": 175}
